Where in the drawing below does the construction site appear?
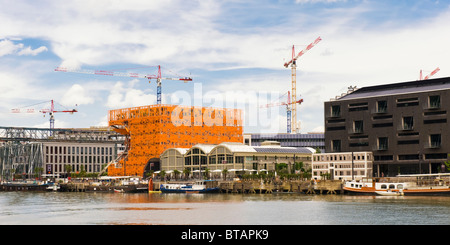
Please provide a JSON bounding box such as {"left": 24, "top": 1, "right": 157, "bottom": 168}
{"left": 0, "top": 37, "right": 321, "bottom": 182}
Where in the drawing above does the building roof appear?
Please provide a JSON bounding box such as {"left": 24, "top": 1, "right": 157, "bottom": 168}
{"left": 338, "top": 76, "right": 450, "bottom": 101}
{"left": 218, "top": 142, "right": 257, "bottom": 153}
{"left": 190, "top": 144, "right": 216, "bottom": 154}
{"left": 253, "top": 146, "right": 316, "bottom": 154}
{"left": 172, "top": 148, "right": 189, "bottom": 155}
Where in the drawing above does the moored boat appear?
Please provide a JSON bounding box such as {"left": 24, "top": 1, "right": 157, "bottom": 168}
{"left": 160, "top": 180, "right": 219, "bottom": 193}
{"left": 344, "top": 176, "right": 450, "bottom": 196}
{"left": 1, "top": 181, "right": 50, "bottom": 192}
{"left": 375, "top": 190, "right": 403, "bottom": 196}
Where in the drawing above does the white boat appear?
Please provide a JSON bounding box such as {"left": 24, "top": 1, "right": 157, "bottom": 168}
{"left": 344, "top": 177, "right": 450, "bottom": 196}
{"left": 46, "top": 183, "right": 60, "bottom": 191}
{"left": 375, "top": 190, "right": 404, "bottom": 196}
{"left": 160, "top": 180, "right": 219, "bottom": 193}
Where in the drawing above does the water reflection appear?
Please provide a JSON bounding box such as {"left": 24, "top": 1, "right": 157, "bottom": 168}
{"left": 0, "top": 192, "right": 449, "bottom": 225}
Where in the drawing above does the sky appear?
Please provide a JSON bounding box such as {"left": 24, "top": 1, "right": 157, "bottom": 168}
{"left": 1, "top": 0, "right": 449, "bottom": 134}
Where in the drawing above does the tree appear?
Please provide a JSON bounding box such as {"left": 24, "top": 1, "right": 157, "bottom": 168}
{"left": 34, "top": 167, "right": 44, "bottom": 179}
{"left": 443, "top": 155, "right": 450, "bottom": 172}
{"left": 183, "top": 168, "right": 191, "bottom": 180}
{"left": 222, "top": 169, "right": 228, "bottom": 181}
{"left": 173, "top": 170, "right": 181, "bottom": 180}
{"left": 204, "top": 168, "right": 210, "bottom": 180}
{"left": 159, "top": 170, "right": 166, "bottom": 180}
{"left": 64, "top": 164, "right": 72, "bottom": 178}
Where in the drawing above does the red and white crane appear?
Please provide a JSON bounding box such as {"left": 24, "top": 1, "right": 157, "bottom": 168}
{"left": 12, "top": 100, "right": 77, "bottom": 130}
{"left": 284, "top": 36, "right": 322, "bottom": 133}
{"left": 420, "top": 67, "right": 440, "bottom": 80}
{"left": 55, "top": 65, "right": 192, "bottom": 104}
{"left": 260, "top": 91, "right": 303, "bottom": 133}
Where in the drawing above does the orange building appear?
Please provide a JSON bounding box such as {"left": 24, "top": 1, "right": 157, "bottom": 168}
{"left": 107, "top": 104, "right": 243, "bottom": 177}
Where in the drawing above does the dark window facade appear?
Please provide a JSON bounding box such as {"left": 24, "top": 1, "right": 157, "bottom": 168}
{"left": 325, "top": 77, "right": 450, "bottom": 177}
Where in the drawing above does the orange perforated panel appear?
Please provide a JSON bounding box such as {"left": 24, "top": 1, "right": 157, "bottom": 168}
{"left": 108, "top": 104, "right": 243, "bottom": 176}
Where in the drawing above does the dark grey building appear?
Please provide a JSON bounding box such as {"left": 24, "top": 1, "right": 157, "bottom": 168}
{"left": 324, "top": 77, "right": 450, "bottom": 177}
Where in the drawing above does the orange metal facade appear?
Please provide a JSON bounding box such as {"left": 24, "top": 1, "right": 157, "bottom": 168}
{"left": 107, "top": 104, "right": 243, "bottom": 176}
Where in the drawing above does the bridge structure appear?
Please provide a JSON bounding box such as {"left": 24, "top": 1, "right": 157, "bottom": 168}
{"left": 0, "top": 126, "right": 124, "bottom": 181}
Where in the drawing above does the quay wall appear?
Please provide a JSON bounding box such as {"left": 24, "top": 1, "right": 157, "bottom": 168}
{"left": 57, "top": 179, "right": 344, "bottom": 194}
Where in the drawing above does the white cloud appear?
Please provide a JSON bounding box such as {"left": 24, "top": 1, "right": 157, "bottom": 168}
{"left": 296, "top": 0, "right": 346, "bottom": 3}
{"left": 0, "top": 39, "right": 21, "bottom": 56}
{"left": 17, "top": 45, "right": 48, "bottom": 56}
{"left": 0, "top": 39, "right": 47, "bottom": 56}
{"left": 60, "top": 84, "right": 95, "bottom": 106}
{"left": 106, "top": 80, "right": 156, "bottom": 108}
{"left": 2, "top": 0, "right": 450, "bottom": 132}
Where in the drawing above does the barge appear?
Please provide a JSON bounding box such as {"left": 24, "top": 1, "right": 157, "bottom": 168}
{"left": 344, "top": 175, "right": 450, "bottom": 196}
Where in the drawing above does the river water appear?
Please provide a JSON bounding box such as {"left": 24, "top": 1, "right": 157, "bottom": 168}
{"left": 0, "top": 192, "right": 449, "bottom": 225}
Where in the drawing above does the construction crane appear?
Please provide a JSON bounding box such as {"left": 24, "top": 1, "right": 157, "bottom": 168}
{"left": 11, "top": 100, "right": 77, "bottom": 130}
{"left": 284, "top": 36, "right": 322, "bottom": 133}
{"left": 55, "top": 65, "right": 192, "bottom": 104}
{"left": 420, "top": 67, "right": 440, "bottom": 80}
{"left": 260, "top": 91, "right": 303, "bottom": 133}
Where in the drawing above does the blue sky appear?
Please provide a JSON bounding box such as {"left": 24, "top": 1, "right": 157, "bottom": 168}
{"left": 1, "top": 0, "right": 449, "bottom": 134}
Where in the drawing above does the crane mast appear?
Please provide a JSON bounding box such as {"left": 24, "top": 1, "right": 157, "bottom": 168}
{"left": 284, "top": 36, "right": 321, "bottom": 133}
{"left": 260, "top": 91, "right": 303, "bottom": 133}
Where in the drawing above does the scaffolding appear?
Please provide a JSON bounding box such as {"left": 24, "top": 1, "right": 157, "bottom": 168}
{"left": 108, "top": 104, "right": 243, "bottom": 177}
{"left": 0, "top": 142, "right": 44, "bottom": 181}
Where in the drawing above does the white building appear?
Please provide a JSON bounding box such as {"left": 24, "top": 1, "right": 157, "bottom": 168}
{"left": 160, "top": 141, "right": 316, "bottom": 178}
{"left": 312, "top": 152, "right": 373, "bottom": 180}
{"left": 43, "top": 142, "right": 118, "bottom": 177}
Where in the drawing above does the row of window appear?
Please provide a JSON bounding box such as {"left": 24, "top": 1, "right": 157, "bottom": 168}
{"left": 330, "top": 95, "right": 442, "bottom": 117}
{"left": 328, "top": 116, "right": 447, "bottom": 133}
{"left": 45, "top": 146, "right": 114, "bottom": 155}
{"left": 334, "top": 138, "right": 440, "bottom": 153}
{"left": 49, "top": 163, "right": 102, "bottom": 173}
{"left": 46, "top": 155, "right": 113, "bottom": 164}
{"left": 331, "top": 133, "right": 442, "bottom": 152}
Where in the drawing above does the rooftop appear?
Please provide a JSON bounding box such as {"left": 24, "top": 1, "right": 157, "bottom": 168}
{"left": 338, "top": 76, "right": 450, "bottom": 101}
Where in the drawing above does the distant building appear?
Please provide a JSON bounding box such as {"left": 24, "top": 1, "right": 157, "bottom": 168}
{"left": 324, "top": 77, "right": 450, "bottom": 177}
{"left": 43, "top": 142, "right": 118, "bottom": 178}
{"left": 244, "top": 133, "right": 324, "bottom": 151}
{"left": 312, "top": 152, "right": 373, "bottom": 180}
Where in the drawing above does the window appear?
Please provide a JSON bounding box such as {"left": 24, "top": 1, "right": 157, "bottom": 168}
{"left": 402, "top": 116, "right": 414, "bottom": 130}
{"left": 376, "top": 100, "right": 387, "bottom": 113}
{"left": 348, "top": 102, "right": 368, "bottom": 112}
{"left": 397, "top": 97, "right": 419, "bottom": 107}
{"left": 429, "top": 95, "right": 441, "bottom": 109}
{"left": 332, "top": 140, "right": 341, "bottom": 152}
{"left": 353, "top": 120, "right": 363, "bottom": 133}
{"left": 378, "top": 137, "right": 388, "bottom": 150}
{"left": 429, "top": 134, "right": 441, "bottom": 148}
{"left": 331, "top": 105, "right": 341, "bottom": 117}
